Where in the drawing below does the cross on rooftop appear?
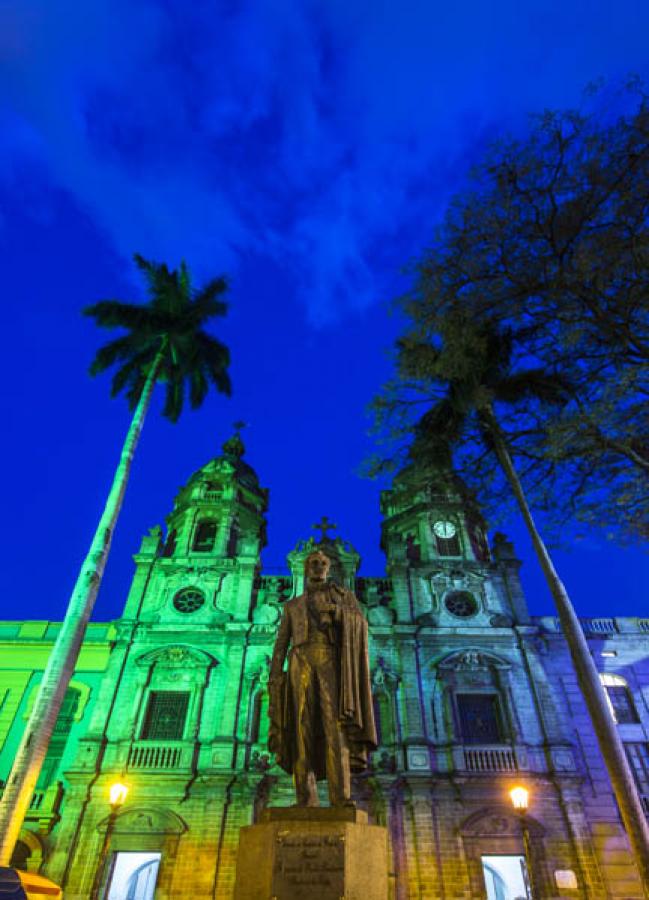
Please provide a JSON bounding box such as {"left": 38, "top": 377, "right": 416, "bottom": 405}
{"left": 312, "top": 515, "right": 337, "bottom": 542}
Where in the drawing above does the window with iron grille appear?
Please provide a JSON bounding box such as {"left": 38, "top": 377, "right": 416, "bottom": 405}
{"left": 249, "top": 691, "right": 269, "bottom": 745}
{"left": 373, "top": 692, "right": 396, "bottom": 745}
{"left": 600, "top": 674, "right": 639, "bottom": 724}
{"left": 606, "top": 685, "right": 639, "bottom": 724}
{"left": 38, "top": 687, "right": 80, "bottom": 788}
{"left": 457, "top": 693, "right": 504, "bottom": 744}
{"left": 625, "top": 743, "right": 649, "bottom": 814}
{"left": 192, "top": 520, "right": 217, "bottom": 552}
{"left": 141, "top": 691, "right": 190, "bottom": 740}
{"left": 436, "top": 534, "right": 461, "bottom": 556}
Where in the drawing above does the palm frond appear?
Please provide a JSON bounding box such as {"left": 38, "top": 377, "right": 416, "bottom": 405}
{"left": 189, "top": 367, "right": 209, "bottom": 409}
{"left": 84, "top": 301, "right": 150, "bottom": 331}
{"left": 110, "top": 347, "right": 158, "bottom": 401}
{"left": 89, "top": 334, "right": 141, "bottom": 375}
{"left": 178, "top": 260, "right": 191, "bottom": 298}
{"left": 87, "top": 255, "right": 232, "bottom": 420}
{"left": 163, "top": 375, "right": 184, "bottom": 423}
{"left": 416, "top": 398, "right": 467, "bottom": 446}
{"left": 193, "top": 276, "right": 229, "bottom": 318}
{"left": 495, "top": 369, "right": 571, "bottom": 405}
{"left": 125, "top": 370, "right": 148, "bottom": 410}
{"left": 206, "top": 365, "right": 232, "bottom": 397}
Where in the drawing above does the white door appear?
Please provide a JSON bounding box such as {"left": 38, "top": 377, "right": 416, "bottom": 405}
{"left": 105, "top": 852, "right": 161, "bottom": 900}
{"left": 481, "top": 854, "right": 531, "bottom": 900}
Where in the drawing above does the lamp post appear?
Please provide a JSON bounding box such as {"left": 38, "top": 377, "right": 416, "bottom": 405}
{"left": 509, "top": 785, "right": 537, "bottom": 899}
{"left": 89, "top": 781, "right": 129, "bottom": 900}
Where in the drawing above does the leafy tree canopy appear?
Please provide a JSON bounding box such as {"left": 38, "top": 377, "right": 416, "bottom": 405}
{"left": 377, "top": 84, "right": 648, "bottom": 541}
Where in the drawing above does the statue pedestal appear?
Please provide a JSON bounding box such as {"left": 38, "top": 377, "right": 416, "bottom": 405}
{"left": 234, "top": 806, "right": 389, "bottom": 900}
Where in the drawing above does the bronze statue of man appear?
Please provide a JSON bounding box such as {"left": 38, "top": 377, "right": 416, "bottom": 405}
{"left": 268, "top": 550, "right": 377, "bottom": 806}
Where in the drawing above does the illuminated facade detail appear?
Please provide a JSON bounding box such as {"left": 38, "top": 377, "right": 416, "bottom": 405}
{"left": 1, "top": 445, "right": 648, "bottom": 897}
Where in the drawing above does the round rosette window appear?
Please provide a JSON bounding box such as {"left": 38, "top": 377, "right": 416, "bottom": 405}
{"left": 444, "top": 590, "right": 478, "bottom": 618}
{"left": 173, "top": 587, "right": 206, "bottom": 614}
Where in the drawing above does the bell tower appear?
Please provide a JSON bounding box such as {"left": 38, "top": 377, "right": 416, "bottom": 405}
{"left": 380, "top": 464, "right": 529, "bottom": 626}
{"left": 122, "top": 429, "right": 268, "bottom": 624}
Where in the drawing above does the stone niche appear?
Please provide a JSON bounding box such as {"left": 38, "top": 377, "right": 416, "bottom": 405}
{"left": 234, "top": 806, "right": 388, "bottom": 900}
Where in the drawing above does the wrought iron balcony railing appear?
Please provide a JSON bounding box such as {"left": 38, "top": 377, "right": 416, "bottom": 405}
{"left": 126, "top": 741, "right": 190, "bottom": 770}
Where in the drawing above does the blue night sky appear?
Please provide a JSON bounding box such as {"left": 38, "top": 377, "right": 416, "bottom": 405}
{"left": 1, "top": 0, "right": 647, "bottom": 623}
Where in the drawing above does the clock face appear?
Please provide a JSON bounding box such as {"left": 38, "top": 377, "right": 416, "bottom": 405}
{"left": 433, "top": 520, "right": 456, "bottom": 539}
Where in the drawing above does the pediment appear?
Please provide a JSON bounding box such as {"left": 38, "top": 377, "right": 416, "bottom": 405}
{"left": 437, "top": 649, "right": 510, "bottom": 671}
{"left": 99, "top": 806, "right": 188, "bottom": 835}
{"left": 461, "top": 805, "right": 544, "bottom": 837}
{"left": 135, "top": 645, "right": 216, "bottom": 669}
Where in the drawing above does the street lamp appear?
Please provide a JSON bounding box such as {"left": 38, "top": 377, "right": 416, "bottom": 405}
{"left": 509, "top": 785, "right": 529, "bottom": 812}
{"left": 509, "top": 785, "right": 537, "bottom": 899}
{"left": 89, "top": 781, "right": 129, "bottom": 900}
{"left": 108, "top": 782, "right": 129, "bottom": 807}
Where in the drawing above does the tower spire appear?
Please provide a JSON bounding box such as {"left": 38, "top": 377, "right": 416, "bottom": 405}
{"left": 222, "top": 420, "right": 248, "bottom": 459}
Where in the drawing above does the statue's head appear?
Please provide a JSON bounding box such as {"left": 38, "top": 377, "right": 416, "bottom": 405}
{"left": 304, "top": 550, "right": 331, "bottom": 583}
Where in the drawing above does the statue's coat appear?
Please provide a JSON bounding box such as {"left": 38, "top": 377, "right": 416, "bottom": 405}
{"left": 268, "top": 584, "right": 377, "bottom": 779}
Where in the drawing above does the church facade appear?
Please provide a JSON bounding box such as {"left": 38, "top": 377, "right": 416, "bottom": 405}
{"left": 1, "top": 434, "right": 648, "bottom": 898}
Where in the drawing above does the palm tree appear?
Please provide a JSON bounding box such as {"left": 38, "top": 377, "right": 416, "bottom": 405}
{"left": 0, "top": 254, "right": 232, "bottom": 864}
{"left": 395, "top": 313, "right": 649, "bottom": 890}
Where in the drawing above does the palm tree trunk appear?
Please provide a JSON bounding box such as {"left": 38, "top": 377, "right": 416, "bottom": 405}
{"left": 482, "top": 404, "right": 649, "bottom": 894}
{"left": 0, "top": 347, "right": 164, "bottom": 865}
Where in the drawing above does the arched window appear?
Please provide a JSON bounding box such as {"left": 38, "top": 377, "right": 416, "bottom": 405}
{"left": 162, "top": 528, "right": 177, "bottom": 557}
{"left": 38, "top": 687, "right": 81, "bottom": 788}
{"left": 405, "top": 534, "right": 421, "bottom": 562}
{"left": 192, "top": 520, "right": 217, "bottom": 552}
{"left": 141, "top": 691, "right": 190, "bottom": 740}
{"left": 249, "top": 691, "right": 269, "bottom": 744}
{"left": 456, "top": 693, "right": 505, "bottom": 744}
{"left": 600, "top": 674, "right": 639, "bottom": 724}
{"left": 227, "top": 522, "right": 240, "bottom": 557}
{"left": 373, "top": 692, "right": 396, "bottom": 746}
{"left": 436, "top": 533, "right": 460, "bottom": 556}
{"left": 10, "top": 840, "right": 31, "bottom": 871}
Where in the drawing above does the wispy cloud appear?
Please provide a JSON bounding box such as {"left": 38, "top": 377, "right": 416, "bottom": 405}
{"left": 1, "top": 0, "right": 648, "bottom": 322}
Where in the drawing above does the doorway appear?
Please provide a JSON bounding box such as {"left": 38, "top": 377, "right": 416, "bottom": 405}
{"left": 104, "top": 851, "right": 161, "bottom": 900}
{"left": 481, "top": 854, "right": 531, "bottom": 900}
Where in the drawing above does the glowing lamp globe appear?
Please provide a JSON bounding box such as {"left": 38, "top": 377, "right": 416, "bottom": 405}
{"left": 509, "top": 786, "right": 529, "bottom": 811}
{"left": 109, "top": 782, "right": 129, "bottom": 807}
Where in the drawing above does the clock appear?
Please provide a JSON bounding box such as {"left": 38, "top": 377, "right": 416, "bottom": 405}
{"left": 433, "top": 520, "right": 456, "bottom": 539}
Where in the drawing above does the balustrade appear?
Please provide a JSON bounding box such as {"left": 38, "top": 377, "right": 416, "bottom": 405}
{"left": 581, "top": 617, "right": 618, "bottom": 634}
{"left": 127, "top": 741, "right": 187, "bottom": 770}
{"left": 457, "top": 745, "right": 519, "bottom": 773}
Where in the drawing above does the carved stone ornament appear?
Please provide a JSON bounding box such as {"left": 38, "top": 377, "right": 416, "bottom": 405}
{"left": 368, "top": 603, "right": 396, "bottom": 626}
{"left": 372, "top": 657, "right": 400, "bottom": 689}
{"left": 439, "top": 649, "right": 510, "bottom": 671}
{"left": 99, "top": 806, "right": 187, "bottom": 835}
{"left": 461, "top": 806, "right": 545, "bottom": 837}
{"left": 245, "top": 656, "right": 271, "bottom": 686}
{"left": 136, "top": 645, "right": 215, "bottom": 669}
{"left": 252, "top": 601, "right": 280, "bottom": 625}
{"left": 212, "top": 605, "right": 233, "bottom": 624}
